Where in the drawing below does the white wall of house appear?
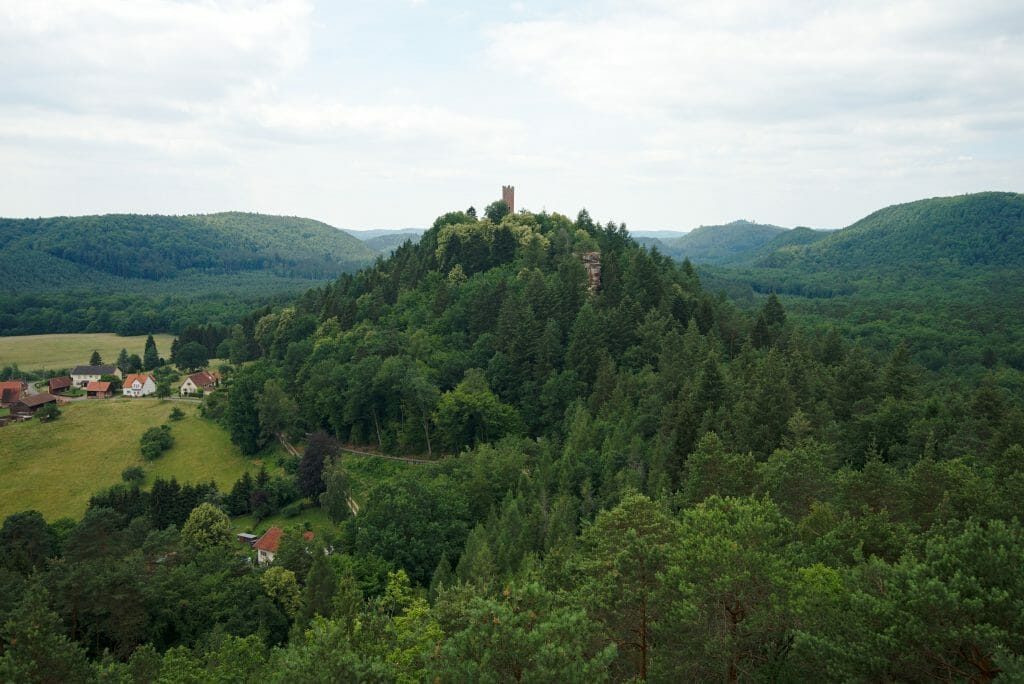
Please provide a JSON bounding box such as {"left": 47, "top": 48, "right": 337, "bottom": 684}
{"left": 180, "top": 378, "right": 198, "bottom": 396}
{"left": 123, "top": 377, "right": 156, "bottom": 397}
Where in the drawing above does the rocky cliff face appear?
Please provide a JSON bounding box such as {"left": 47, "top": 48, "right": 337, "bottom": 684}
{"left": 581, "top": 252, "right": 601, "bottom": 293}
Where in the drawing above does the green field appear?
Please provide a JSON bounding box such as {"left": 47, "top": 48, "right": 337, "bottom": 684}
{"left": 0, "top": 332, "right": 177, "bottom": 372}
{"left": 0, "top": 398, "right": 260, "bottom": 521}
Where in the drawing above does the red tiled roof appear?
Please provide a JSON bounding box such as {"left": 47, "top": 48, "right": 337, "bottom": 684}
{"left": 253, "top": 526, "right": 284, "bottom": 554}
{"left": 188, "top": 371, "right": 219, "bottom": 388}
{"left": 0, "top": 381, "right": 22, "bottom": 401}
{"left": 86, "top": 381, "right": 112, "bottom": 392}
{"left": 252, "top": 527, "right": 315, "bottom": 554}
{"left": 123, "top": 374, "right": 152, "bottom": 387}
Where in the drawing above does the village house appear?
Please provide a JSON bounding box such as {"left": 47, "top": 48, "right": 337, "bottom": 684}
{"left": 0, "top": 380, "right": 26, "bottom": 406}
{"left": 252, "top": 527, "right": 315, "bottom": 565}
{"left": 10, "top": 393, "right": 57, "bottom": 419}
{"left": 179, "top": 370, "right": 220, "bottom": 396}
{"left": 48, "top": 376, "right": 73, "bottom": 395}
{"left": 70, "top": 365, "right": 122, "bottom": 387}
{"left": 86, "top": 381, "right": 113, "bottom": 398}
{"left": 122, "top": 373, "right": 157, "bottom": 397}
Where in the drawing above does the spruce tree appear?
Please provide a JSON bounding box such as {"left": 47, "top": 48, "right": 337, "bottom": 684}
{"left": 90, "top": 349, "right": 102, "bottom": 365}
{"left": 143, "top": 334, "right": 160, "bottom": 370}
{"left": 116, "top": 348, "right": 130, "bottom": 372}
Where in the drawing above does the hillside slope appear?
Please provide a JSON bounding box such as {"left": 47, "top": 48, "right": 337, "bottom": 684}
{"left": 0, "top": 212, "right": 377, "bottom": 291}
{"left": 702, "top": 192, "right": 1024, "bottom": 371}
{"left": 768, "top": 192, "right": 1024, "bottom": 272}
{"left": 655, "top": 220, "right": 787, "bottom": 264}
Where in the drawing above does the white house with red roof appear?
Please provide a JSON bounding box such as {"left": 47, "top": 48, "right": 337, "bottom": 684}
{"left": 179, "top": 370, "right": 221, "bottom": 396}
{"left": 122, "top": 373, "right": 157, "bottom": 397}
{"left": 252, "top": 526, "right": 315, "bottom": 565}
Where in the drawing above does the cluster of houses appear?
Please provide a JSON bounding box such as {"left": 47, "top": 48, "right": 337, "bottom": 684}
{"left": 1, "top": 364, "right": 222, "bottom": 425}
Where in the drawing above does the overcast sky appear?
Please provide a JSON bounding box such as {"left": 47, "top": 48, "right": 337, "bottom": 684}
{"left": 1, "top": 1, "right": 1022, "bottom": 231}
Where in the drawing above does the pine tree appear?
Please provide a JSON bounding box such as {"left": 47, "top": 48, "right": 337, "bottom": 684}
{"left": 90, "top": 350, "right": 102, "bottom": 365}
{"left": 0, "top": 585, "right": 92, "bottom": 683}
{"left": 116, "top": 348, "right": 130, "bottom": 372}
{"left": 143, "top": 334, "right": 160, "bottom": 370}
{"left": 429, "top": 551, "right": 455, "bottom": 603}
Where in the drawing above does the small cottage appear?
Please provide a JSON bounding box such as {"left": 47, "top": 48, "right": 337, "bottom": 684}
{"left": 86, "top": 381, "right": 113, "bottom": 398}
{"left": 123, "top": 373, "right": 157, "bottom": 397}
{"left": 71, "top": 365, "right": 122, "bottom": 387}
{"left": 48, "top": 376, "right": 73, "bottom": 395}
{"left": 253, "top": 527, "right": 315, "bottom": 565}
{"left": 10, "top": 393, "right": 57, "bottom": 418}
{"left": 180, "top": 370, "right": 221, "bottom": 396}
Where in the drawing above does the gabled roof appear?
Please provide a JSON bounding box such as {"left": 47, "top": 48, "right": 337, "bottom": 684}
{"left": 123, "top": 373, "right": 153, "bottom": 387}
{"left": 17, "top": 393, "right": 57, "bottom": 408}
{"left": 48, "top": 376, "right": 73, "bottom": 391}
{"left": 252, "top": 527, "right": 315, "bottom": 554}
{"left": 71, "top": 365, "right": 117, "bottom": 376}
{"left": 0, "top": 381, "right": 23, "bottom": 403}
{"left": 187, "top": 371, "right": 219, "bottom": 387}
{"left": 86, "top": 381, "right": 112, "bottom": 392}
{"left": 253, "top": 526, "right": 284, "bottom": 554}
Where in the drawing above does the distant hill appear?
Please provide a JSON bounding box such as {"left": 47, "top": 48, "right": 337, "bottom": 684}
{"left": 0, "top": 212, "right": 377, "bottom": 292}
{"left": 358, "top": 231, "right": 424, "bottom": 255}
{"left": 654, "top": 220, "right": 788, "bottom": 264}
{"left": 347, "top": 228, "right": 426, "bottom": 241}
{"left": 0, "top": 212, "right": 379, "bottom": 336}
{"left": 698, "top": 192, "right": 1024, "bottom": 372}
{"left": 757, "top": 192, "right": 1024, "bottom": 273}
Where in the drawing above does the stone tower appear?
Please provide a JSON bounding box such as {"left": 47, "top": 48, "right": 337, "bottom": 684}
{"left": 502, "top": 185, "right": 515, "bottom": 213}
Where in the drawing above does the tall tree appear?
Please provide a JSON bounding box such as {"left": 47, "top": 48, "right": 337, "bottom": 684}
{"left": 143, "top": 334, "right": 160, "bottom": 370}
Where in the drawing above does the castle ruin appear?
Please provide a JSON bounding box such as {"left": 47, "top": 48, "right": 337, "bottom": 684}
{"left": 502, "top": 185, "right": 515, "bottom": 214}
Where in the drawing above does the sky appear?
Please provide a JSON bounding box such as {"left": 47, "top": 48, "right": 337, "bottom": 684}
{"left": 1, "top": 0, "right": 1022, "bottom": 231}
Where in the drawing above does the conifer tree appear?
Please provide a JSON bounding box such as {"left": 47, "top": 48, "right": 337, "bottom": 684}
{"left": 143, "top": 334, "right": 160, "bottom": 370}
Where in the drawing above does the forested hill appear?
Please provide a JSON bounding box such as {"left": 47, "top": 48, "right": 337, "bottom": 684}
{"left": 646, "top": 219, "right": 789, "bottom": 264}
{"left": 750, "top": 192, "right": 1024, "bottom": 272}
{"left": 0, "top": 212, "right": 378, "bottom": 336}
{"left": 5, "top": 204, "right": 1024, "bottom": 682}
{"left": 0, "top": 212, "right": 376, "bottom": 288}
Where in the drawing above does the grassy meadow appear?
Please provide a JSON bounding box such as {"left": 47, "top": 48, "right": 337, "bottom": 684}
{"left": 0, "top": 332, "right": 177, "bottom": 372}
{"left": 0, "top": 398, "right": 259, "bottom": 521}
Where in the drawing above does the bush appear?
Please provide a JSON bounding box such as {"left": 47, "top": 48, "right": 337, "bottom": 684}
{"left": 121, "top": 466, "right": 145, "bottom": 485}
{"left": 140, "top": 424, "right": 174, "bottom": 461}
{"left": 169, "top": 407, "right": 185, "bottom": 421}
{"left": 281, "top": 502, "right": 303, "bottom": 518}
{"left": 37, "top": 403, "right": 61, "bottom": 422}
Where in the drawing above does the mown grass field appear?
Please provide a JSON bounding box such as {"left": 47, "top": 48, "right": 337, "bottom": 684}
{"left": 0, "top": 398, "right": 259, "bottom": 521}
{"left": 0, "top": 332, "right": 177, "bottom": 371}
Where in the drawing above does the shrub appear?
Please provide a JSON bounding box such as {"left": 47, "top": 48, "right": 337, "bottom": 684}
{"left": 169, "top": 407, "right": 185, "bottom": 421}
{"left": 281, "top": 502, "right": 303, "bottom": 518}
{"left": 140, "top": 424, "right": 174, "bottom": 461}
{"left": 121, "top": 466, "right": 145, "bottom": 485}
